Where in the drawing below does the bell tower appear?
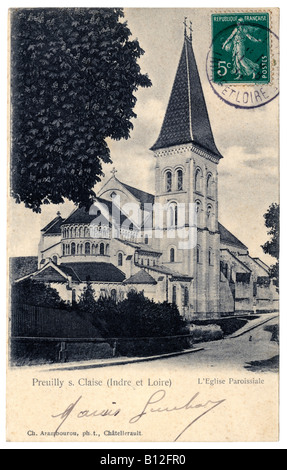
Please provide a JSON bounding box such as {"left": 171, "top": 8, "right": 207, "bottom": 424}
{"left": 150, "top": 22, "right": 223, "bottom": 317}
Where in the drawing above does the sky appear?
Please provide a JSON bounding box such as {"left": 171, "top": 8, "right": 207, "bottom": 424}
{"left": 7, "top": 7, "right": 279, "bottom": 264}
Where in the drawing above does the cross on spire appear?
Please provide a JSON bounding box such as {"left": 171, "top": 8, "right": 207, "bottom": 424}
{"left": 111, "top": 167, "right": 117, "bottom": 177}
{"left": 189, "top": 21, "right": 193, "bottom": 40}
{"left": 183, "top": 17, "right": 187, "bottom": 37}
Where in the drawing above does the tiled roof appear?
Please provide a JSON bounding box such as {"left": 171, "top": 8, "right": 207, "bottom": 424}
{"left": 218, "top": 223, "right": 248, "bottom": 250}
{"left": 150, "top": 36, "right": 222, "bottom": 159}
{"left": 123, "top": 270, "right": 157, "bottom": 285}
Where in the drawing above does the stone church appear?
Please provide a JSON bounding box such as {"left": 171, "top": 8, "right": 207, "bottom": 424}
{"left": 13, "top": 31, "right": 278, "bottom": 319}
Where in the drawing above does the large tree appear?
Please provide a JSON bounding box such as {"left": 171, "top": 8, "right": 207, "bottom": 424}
{"left": 261, "top": 202, "right": 279, "bottom": 288}
{"left": 10, "top": 8, "right": 151, "bottom": 212}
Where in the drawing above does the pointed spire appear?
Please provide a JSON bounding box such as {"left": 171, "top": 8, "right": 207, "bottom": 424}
{"left": 150, "top": 24, "right": 222, "bottom": 159}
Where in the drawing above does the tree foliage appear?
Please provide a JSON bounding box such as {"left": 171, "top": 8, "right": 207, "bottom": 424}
{"left": 10, "top": 8, "right": 151, "bottom": 212}
{"left": 11, "top": 278, "right": 67, "bottom": 308}
{"left": 261, "top": 202, "right": 279, "bottom": 288}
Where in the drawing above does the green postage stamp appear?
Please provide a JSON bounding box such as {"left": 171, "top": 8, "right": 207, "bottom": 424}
{"left": 212, "top": 13, "right": 270, "bottom": 84}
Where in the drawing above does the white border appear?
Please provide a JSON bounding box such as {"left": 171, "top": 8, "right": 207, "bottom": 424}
{"left": 1, "top": 0, "right": 286, "bottom": 450}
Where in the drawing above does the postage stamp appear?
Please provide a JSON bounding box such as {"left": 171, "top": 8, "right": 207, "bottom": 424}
{"left": 206, "top": 10, "right": 279, "bottom": 109}
{"left": 212, "top": 13, "right": 270, "bottom": 84}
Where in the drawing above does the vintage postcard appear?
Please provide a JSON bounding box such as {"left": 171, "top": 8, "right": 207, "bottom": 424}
{"left": 6, "top": 7, "right": 280, "bottom": 444}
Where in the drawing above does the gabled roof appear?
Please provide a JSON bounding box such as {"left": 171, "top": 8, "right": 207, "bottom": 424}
{"left": 220, "top": 248, "right": 251, "bottom": 272}
{"left": 41, "top": 215, "right": 64, "bottom": 234}
{"left": 123, "top": 270, "right": 157, "bottom": 285}
{"left": 218, "top": 222, "right": 248, "bottom": 251}
{"left": 32, "top": 265, "right": 70, "bottom": 283}
{"left": 150, "top": 36, "right": 222, "bottom": 159}
{"left": 119, "top": 181, "right": 155, "bottom": 206}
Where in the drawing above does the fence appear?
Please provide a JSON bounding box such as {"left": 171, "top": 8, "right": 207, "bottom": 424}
{"left": 10, "top": 303, "right": 194, "bottom": 366}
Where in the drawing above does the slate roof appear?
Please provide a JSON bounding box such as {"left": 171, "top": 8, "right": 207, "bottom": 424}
{"left": 150, "top": 36, "right": 222, "bottom": 159}
{"left": 59, "top": 262, "right": 126, "bottom": 283}
{"left": 10, "top": 256, "right": 38, "bottom": 282}
{"left": 123, "top": 270, "right": 157, "bottom": 285}
{"left": 218, "top": 223, "right": 248, "bottom": 251}
{"left": 61, "top": 198, "right": 134, "bottom": 228}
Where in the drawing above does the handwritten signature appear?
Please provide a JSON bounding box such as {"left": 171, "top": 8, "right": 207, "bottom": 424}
{"left": 52, "top": 390, "right": 226, "bottom": 441}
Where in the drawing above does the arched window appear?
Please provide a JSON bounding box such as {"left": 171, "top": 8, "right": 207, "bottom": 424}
{"left": 79, "top": 227, "right": 84, "bottom": 238}
{"left": 165, "top": 170, "right": 172, "bottom": 192}
{"left": 168, "top": 202, "right": 178, "bottom": 227}
{"left": 144, "top": 235, "right": 149, "bottom": 245}
{"left": 85, "top": 242, "right": 90, "bottom": 255}
{"left": 195, "top": 200, "right": 201, "bottom": 215}
{"left": 71, "top": 242, "right": 76, "bottom": 255}
{"left": 195, "top": 168, "right": 202, "bottom": 193}
{"left": 52, "top": 255, "right": 58, "bottom": 265}
{"left": 118, "top": 252, "right": 123, "bottom": 266}
{"left": 207, "top": 173, "right": 213, "bottom": 197}
{"left": 100, "top": 243, "right": 105, "bottom": 255}
{"left": 172, "top": 285, "right": 177, "bottom": 304}
{"left": 207, "top": 204, "right": 212, "bottom": 218}
{"left": 85, "top": 226, "right": 90, "bottom": 237}
{"left": 170, "top": 247, "right": 175, "bottom": 263}
{"left": 92, "top": 244, "right": 96, "bottom": 255}
{"left": 177, "top": 169, "right": 183, "bottom": 191}
{"left": 106, "top": 244, "right": 110, "bottom": 255}
{"left": 207, "top": 204, "right": 213, "bottom": 230}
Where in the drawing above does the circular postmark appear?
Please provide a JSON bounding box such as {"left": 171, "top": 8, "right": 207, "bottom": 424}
{"left": 206, "top": 13, "right": 279, "bottom": 109}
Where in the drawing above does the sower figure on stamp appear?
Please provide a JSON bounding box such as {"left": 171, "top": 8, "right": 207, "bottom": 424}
{"left": 222, "top": 17, "right": 262, "bottom": 80}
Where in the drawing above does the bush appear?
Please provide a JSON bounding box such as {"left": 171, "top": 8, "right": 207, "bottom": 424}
{"left": 75, "top": 291, "right": 191, "bottom": 356}
{"left": 188, "top": 324, "right": 224, "bottom": 343}
{"left": 11, "top": 278, "right": 68, "bottom": 309}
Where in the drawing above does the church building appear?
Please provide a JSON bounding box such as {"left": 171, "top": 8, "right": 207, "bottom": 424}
{"left": 13, "top": 28, "right": 278, "bottom": 319}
